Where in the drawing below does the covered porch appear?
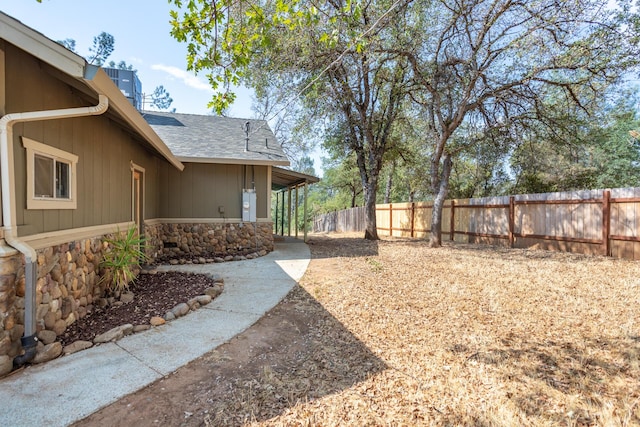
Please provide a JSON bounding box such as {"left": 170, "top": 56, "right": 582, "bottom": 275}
{"left": 271, "top": 167, "right": 320, "bottom": 242}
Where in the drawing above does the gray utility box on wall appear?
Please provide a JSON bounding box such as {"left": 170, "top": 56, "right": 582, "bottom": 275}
{"left": 242, "top": 189, "right": 257, "bottom": 222}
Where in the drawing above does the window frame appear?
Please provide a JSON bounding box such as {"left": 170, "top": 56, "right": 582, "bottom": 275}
{"left": 22, "top": 137, "right": 78, "bottom": 210}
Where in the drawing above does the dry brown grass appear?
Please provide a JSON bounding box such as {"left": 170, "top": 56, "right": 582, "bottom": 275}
{"left": 78, "top": 232, "right": 640, "bottom": 427}
{"left": 257, "top": 233, "right": 640, "bottom": 426}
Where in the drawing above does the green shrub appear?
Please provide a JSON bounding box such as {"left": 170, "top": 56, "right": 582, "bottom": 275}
{"left": 99, "top": 226, "right": 148, "bottom": 294}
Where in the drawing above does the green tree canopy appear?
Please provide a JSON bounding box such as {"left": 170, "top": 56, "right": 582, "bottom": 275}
{"left": 170, "top": 0, "right": 413, "bottom": 239}
{"left": 87, "top": 32, "right": 114, "bottom": 66}
{"left": 169, "top": 0, "right": 640, "bottom": 244}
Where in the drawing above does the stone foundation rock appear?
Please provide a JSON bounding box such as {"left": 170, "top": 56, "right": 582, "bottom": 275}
{"left": 145, "top": 222, "right": 273, "bottom": 264}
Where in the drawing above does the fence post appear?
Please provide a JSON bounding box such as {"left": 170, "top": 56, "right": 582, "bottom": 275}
{"left": 602, "top": 190, "right": 611, "bottom": 256}
{"left": 389, "top": 203, "right": 393, "bottom": 237}
{"left": 450, "top": 200, "right": 455, "bottom": 241}
{"left": 509, "top": 196, "right": 515, "bottom": 248}
{"left": 411, "top": 202, "right": 415, "bottom": 238}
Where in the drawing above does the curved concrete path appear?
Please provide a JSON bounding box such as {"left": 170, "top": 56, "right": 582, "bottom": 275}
{"left": 0, "top": 238, "right": 310, "bottom": 427}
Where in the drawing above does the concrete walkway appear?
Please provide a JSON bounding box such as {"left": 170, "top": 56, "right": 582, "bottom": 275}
{"left": 0, "top": 238, "right": 310, "bottom": 427}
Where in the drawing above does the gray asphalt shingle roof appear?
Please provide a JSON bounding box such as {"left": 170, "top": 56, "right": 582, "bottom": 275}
{"left": 141, "top": 111, "right": 289, "bottom": 166}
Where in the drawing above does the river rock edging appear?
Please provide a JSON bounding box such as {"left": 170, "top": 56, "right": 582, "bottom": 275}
{"left": 29, "top": 275, "right": 225, "bottom": 365}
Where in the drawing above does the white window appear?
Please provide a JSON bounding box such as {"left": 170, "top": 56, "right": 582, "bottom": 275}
{"left": 22, "top": 137, "right": 78, "bottom": 209}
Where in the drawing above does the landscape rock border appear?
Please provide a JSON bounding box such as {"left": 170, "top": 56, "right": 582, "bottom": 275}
{"left": 162, "top": 250, "right": 268, "bottom": 266}
{"left": 30, "top": 274, "right": 225, "bottom": 365}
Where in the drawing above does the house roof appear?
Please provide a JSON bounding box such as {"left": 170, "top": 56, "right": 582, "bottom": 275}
{"left": 142, "top": 111, "right": 290, "bottom": 166}
{"left": 0, "top": 12, "right": 184, "bottom": 171}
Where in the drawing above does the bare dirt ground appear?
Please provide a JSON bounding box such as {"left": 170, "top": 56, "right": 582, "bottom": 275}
{"left": 75, "top": 233, "right": 640, "bottom": 426}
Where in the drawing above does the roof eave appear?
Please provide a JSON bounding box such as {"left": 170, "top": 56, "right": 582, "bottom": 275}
{"left": 0, "top": 12, "right": 84, "bottom": 78}
{"left": 84, "top": 71, "right": 185, "bottom": 171}
{"left": 178, "top": 156, "right": 290, "bottom": 166}
{"left": 272, "top": 166, "right": 320, "bottom": 183}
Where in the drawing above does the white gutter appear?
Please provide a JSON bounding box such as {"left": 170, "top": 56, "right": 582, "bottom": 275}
{"left": 0, "top": 93, "right": 109, "bottom": 239}
{"left": 0, "top": 13, "right": 182, "bottom": 171}
{"left": 0, "top": 93, "right": 108, "bottom": 364}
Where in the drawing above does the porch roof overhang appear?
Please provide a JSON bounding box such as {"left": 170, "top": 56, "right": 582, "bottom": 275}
{"left": 272, "top": 166, "right": 320, "bottom": 191}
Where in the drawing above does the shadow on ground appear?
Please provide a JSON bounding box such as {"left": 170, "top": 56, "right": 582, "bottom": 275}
{"left": 73, "top": 285, "right": 387, "bottom": 426}
{"left": 305, "top": 235, "right": 379, "bottom": 259}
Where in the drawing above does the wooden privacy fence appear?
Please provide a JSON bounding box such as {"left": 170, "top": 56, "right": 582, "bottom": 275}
{"left": 313, "top": 206, "right": 366, "bottom": 233}
{"left": 314, "top": 187, "right": 640, "bottom": 260}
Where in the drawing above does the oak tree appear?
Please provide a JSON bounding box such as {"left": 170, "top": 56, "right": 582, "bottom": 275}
{"left": 397, "top": 0, "right": 639, "bottom": 245}
{"left": 168, "top": 0, "right": 639, "bottom": 244}
{"left": 169, "top": 0, "right": 412, "bottom": 239}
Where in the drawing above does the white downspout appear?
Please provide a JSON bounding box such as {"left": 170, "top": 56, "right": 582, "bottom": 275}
{"left": 0, "top": 93, "right": 108, "bottom": 367}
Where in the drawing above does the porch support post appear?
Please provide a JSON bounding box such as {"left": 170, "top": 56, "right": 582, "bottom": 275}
{"left": 287, "top": 187, "right": 292, "bottom": 236}
{"left": 304, "top": 181, "right": 308, "bottom": 242}
{"left": 274, "top": 191, "right": 279, "bottom": 235}
{"left": 295, "top": 185, "right": 299, "bottom": 238}
{"left": 280, "top": 191, "right": 285, "bottom": 236}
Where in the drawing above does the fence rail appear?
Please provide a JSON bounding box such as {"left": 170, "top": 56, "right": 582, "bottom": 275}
{"left": 312, "top": 187, "right": 640, "bottom": 260}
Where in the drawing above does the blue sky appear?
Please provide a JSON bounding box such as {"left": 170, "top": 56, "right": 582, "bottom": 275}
{"left": 1, "top": 0, "right": 255, "bottom": 117}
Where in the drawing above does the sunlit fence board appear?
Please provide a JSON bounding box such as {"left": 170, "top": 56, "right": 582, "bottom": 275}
{"left": 413, "top": 202, "right": 432, "bottom": 239}
{"left": 375, "top": 203, "right": 391, "bottom": 237}
{"left": 610, "top": 187, "right": 640, "bottom": 260}
{"left": 391, "top": 202, "right": 411, "bottom": 237}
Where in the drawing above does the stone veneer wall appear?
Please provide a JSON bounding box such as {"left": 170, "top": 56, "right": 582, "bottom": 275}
{"left": 0, "top": 252, "right": 24, "bottom": 373}
{"left": 0, "top": 237, "right": 110, "bottom": 376}
{"left": 0, "top": 221, "right": 274, "bottom": 376}
{"left": 144, "top": 222, "right": 274, "bottom": 264}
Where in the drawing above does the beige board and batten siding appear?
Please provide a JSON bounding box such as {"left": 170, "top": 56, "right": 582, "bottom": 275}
{"left": 4, "top": 42, "right": 169, "bottom": 237}
{"left": 158, "top": 162, "right": 269, "bottom": 220}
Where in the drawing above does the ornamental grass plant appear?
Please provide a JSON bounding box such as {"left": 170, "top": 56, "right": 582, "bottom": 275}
{"left": 99, "top": 226, "right": 148, "bottom": 295}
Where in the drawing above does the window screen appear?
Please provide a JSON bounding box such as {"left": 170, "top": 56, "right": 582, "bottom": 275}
{"left": 34, "top": 154, "right": 71, "bottom": 200}
{"left": 34, "top": 154, "right": 54, "bottom": 198}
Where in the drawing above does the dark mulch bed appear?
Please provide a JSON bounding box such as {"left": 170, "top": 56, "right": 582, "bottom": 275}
{"left": 59, "top": 272, "right": 220, "bottom": 347}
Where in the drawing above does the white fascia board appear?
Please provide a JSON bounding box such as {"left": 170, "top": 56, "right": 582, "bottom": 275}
{"left": 0, "top": 12, "right": 85, "bottom": 78}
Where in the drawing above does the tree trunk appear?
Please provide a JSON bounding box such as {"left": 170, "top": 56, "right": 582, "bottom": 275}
{"left": 384, "top": 160, "right": 395, "bottom": 204}
{"left": 429, "top": 154, "right": 452, "bottom": 247}
{"left": 363, "top": 175, "right": 379, "bottom": 240}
